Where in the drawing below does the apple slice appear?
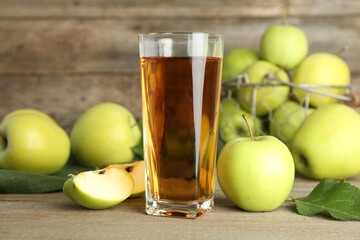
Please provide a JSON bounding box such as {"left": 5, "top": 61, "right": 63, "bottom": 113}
{"left": 63, "top": 166, "right": 134, "bottom": 209}
{"left": 111, "top": 160, "right": 145, "bottom": 198}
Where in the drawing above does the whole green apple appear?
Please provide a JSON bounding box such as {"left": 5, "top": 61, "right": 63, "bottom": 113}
{"left": 220, "top": 98, "right": 239, "bottom": 116}
{"left": 290, "top": 104, "right": 360, "bottom": 179}
{"left": 269, "top": 101, "right": 314, "bottom": 143}
{"left": 63, "top": 166, "right": 134, "bottom": 209}
{"left": 217, "top": 133, "right": 295, "bottom": 212}
{"left": 2, "top": 109, "right": 57, "bottom": 124}
{"left": 70, "top": 102, "right": 142, "bottom": 167}
{"left": 0, "top": 109, "right": 70, "bottom": 174}
{"left": 222, "top": 48, "right": 258, "bottom": 81}
{"left": 292, "top": 53, "right": 350, "bottom": 107}
{"left": 219, "top": 114, "right": 238, "bottom": 142}
{"left": 230, "top": 109, "right": 263, "bottom": 136}
{"left": 219, "top": 98, "right": 263, "bottom": 141}
{"left": 219, "top": 98, "right": 240, "bottom": 141}
{"left": 261, "top": 24, "right": 308, "bottom": 70}
{"left": 237, "top": 60, "right": 290, "bottom": 116}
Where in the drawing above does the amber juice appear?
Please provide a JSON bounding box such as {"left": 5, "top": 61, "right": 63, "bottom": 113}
{"left": 140, "top": 56, "right": 222, "bottom": 217}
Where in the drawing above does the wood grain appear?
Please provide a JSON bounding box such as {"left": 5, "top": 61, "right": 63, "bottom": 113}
{"left": 0, "top": 0, "right": 359, "bottom": 18}
{"left": 1, "top": 176, "right": 360, "bottom": 240}
{"left": 1, "top": 0, "right": 359, "bottom": 127}
{"left": 0, "top": 17, "right": 359, "bottom": 75}
{"left": 1, "top": 75, "right": 359, "bottom": 133}
{"left": 0, "top": 74, "right": 142, "bottom": 131}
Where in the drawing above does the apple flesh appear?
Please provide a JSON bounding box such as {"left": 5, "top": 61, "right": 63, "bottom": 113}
{"left": 237, "top": 60, "right": 290, "bottom": 116}
{"left": 290, "top": 104, "right": 360, "bottom": 179}
{"left": 63, "top": 166, "right": 134, "bottom": 210}
{"left": 260, "top": 24, "right": 308, "bottom": 70}
{"left": 70, "top": 102, "right": 142, "bottom": 167}
{"left": 111, "top": 160, "right": 145, "bottom": 198}
{"left": 217, "top": 135, "right": 295, "bottom": 212}
{"left": 0, "top": 109, "right": 70, "bottom": 174}
{"left": 292, "top": 53, "right": 350, "bottom": 107}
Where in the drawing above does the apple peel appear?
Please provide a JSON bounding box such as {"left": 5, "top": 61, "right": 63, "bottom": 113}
{"left": 63, "top": 166, "right": 134, "bottom": 210}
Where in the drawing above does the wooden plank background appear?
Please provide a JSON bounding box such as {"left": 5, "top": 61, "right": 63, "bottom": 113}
{"left": 1, "top": 0, "right": 360, "bottom": 131}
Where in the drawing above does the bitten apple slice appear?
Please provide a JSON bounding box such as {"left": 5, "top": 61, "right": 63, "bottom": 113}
{"left": 112, "top": 160, "right": 145, "bottom": 198}
{"left": 63, "top": 166, "right": 134, "bottom": 209}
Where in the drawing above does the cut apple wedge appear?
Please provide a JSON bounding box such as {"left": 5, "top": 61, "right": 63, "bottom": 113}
{"left": 111, "top": 160, "right": 145, "bottom": 198}
{"left": 63, "top": 166, "right": 134, "bottom": 210}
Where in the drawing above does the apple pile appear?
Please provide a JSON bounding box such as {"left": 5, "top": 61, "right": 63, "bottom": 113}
{"left": 218, "top": 22, "right": 360, "bottom": 211}
{"left": 221, "top": 24, "right": 351, "bottom": 143}
{"left": 0, "top": 102, "right": 145, "bottom": 209}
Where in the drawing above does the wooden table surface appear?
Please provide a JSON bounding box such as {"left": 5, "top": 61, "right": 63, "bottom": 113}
{"left": 1, "top": 175, "right": 359, "bottom": 240}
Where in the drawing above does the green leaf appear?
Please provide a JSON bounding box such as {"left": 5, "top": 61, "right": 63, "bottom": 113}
{"left": 292, "top": 178, "right": 360, "bottom": 221}
{"left": 0, "top": 170, "right": 67, "bottom": 194}
{"left": 217, "top": 136, "right": 226, "bottom": 160}
{"left": 0, "top": 158, "right": 91, "bottom": 194}
{"left": 132, "top": 141, "right": 144, "bottom": 160}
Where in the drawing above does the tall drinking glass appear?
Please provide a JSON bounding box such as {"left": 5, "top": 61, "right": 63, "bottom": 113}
{"left": 139, "top": 32, "right": 223, "bottom": 218}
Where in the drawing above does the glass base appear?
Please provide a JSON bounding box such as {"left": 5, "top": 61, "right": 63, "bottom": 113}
{"left": 145, "top": 197, "right": 214, "bottom": 218}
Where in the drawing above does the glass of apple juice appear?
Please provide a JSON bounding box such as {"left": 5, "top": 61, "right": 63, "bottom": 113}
{"left": 138, "top": 32, "right": 224, "bottom": 218}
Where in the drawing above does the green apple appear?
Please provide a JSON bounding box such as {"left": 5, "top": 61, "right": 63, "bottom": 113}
{"left": 292, "top": 53, "right": 351, "bottom": 107}
{"left": 222, "top": 48, "right": 258, "bottom": 81}
{"left": 70, "top": 102, "right": 142, "bottom": 167}
{"left": 237, "top": 60, "right": 290, "bottom": 116}
{"left": 290, "top": 104, "right": 360, "bottom": 179}
{"left": 230, "top": 109, "right": 263, "bottom": 136}
{"left": 269, "top": 101, "right": 314, "bottom": 143}
{"left": 111, "top": 160, "right": 145, "bottom": 198}
{"left": 2, "top": 109, "right": 57, "bottom": 124}
{"left": 261, "top": 24, "right": 308, "bottom": 70}
{"left": 0, "top": 109, "right": 70, "bottom": 174}
{"left": 219, "top": 114, "right": 238, "bottom": 142}
{"left": 220, "top": 98, "right": 239, "bottom": 115}
{"left": 63, "top": 166, "right": 134, "bottom": 209}
{"left": 219, "top": 99, "right": 263, "bottom": 141}
{"left": 217, "top": 119, "right": 295, "bottom": 212}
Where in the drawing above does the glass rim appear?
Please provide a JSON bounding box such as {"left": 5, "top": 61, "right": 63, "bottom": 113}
{"left": 138, "top": 31, "right": 223, "bottom": 39}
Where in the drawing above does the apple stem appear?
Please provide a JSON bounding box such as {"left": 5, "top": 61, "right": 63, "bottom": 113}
{"left": 280, "top": 4, "right": 288, "bottom": 25}
{"left": 242, "top": 114, "right": 255, "bottom": 141}
{"left": 336, "top": 45, "right": 349, "bottom": 56}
